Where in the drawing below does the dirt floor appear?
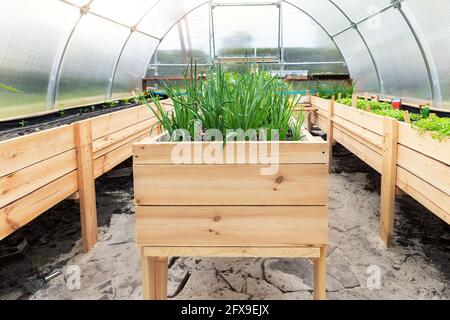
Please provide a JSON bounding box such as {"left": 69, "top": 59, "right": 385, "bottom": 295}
{"left": 0, "top": 144, "right": 448, "bottom": 300}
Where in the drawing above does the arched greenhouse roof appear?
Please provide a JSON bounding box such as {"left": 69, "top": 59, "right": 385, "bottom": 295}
{"left": 0, "top": 0, "right": 449, "bottom": 119}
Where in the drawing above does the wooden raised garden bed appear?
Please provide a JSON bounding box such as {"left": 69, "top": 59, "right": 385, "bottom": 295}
{"left": 310, "top": 96, "right": 449, "bottom": 246}
{"left": 133, "top": 129, "right": 329, "bottom": 300}
{"left": 0, "top": 100, "right": 172, "bottom": 251}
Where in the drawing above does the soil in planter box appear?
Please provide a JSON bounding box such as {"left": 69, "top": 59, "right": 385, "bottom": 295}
{"left": 0, "top": 92, "right": 168, "bottom": 142}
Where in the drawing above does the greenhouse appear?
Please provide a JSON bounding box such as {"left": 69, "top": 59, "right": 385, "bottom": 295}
{"left": 0, "top": 0, "right": 449, "bottom": 303}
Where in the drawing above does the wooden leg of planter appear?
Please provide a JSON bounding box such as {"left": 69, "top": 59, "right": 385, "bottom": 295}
{"left": 314, "top": 246, "right": 327, "bottom": 300}
{"left": 327, "top": 97, "right": 335, "bottom": 173}
{"left": 141, "top": 251, "right": 168, "bottom": 300}
{"left": 380, "top": 118, "right": 399, "bottom": 247}
{"left": 307, "top": 112, "right": 314, "bottom": 132}
{"left": 74, "top": 121, "right": 98, "bottom": 252}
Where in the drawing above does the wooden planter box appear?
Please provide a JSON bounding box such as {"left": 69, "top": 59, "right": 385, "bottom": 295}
{"left": 310, "top": 96, "right": 449, "bottom": 246}
{"left": 134, "top": 130, "right": 329, "bottom": 300}
{"left": 0, "top": 100, "right": 172, "bottom": 251}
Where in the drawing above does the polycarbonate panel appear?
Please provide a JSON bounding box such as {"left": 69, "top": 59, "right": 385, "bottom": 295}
{"left": 89, "top": 0, "right": 159, "bottom": 26}
{"left": 138, "top": 0, "right": 208, "bottom": 39}
{"left": 112, "top": 33, "right": 159, "bottom": 99}
{"left": 0, "top": 0, "right": 79, "bottom": 119}
{"left": 402, "top": 0, "right": 450, "bottom": 110}
{"left": 57, "top": 15, "right": 130, "bottom": 108}
{"left": 64, "top": 0, "right": 90, "bottom": 6}
{"left": 358, "top": 8, "right": 432, "bottom": 103}
{"left": 285, "top": 0, "right": 349, "bottom": 35}
{"left": 334, "top": 29, "right": 379, "bottom": 94}
{"left": 332, "top": 0, "right": 391, "bottom": 23}
{"left": 151, "top": 6, "right": 210, "bottom": 64}
{"left": 213, "top": 5, "right": 279, "bottom": 57}
{"left": 283, "top": 3, "right": 345, "bottom": 64}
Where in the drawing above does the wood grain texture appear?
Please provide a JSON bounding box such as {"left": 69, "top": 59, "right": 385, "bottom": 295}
{"left": 0, "top": 125, "right": 75, "bottom": 178}
{"left": 0, "top": 149, "right": 77, "bottom": 208}
{"left": 142, "top": 246, "right": 321, "bottom": 258}
{"left": 397, "top": 145, "right": 449, "bottom": 195}
{"left": 136, "top": 206, "right": 328, "bottom": 247}
{"left": 398, "top": 122, "right": 450, "bottom": 166}
{"left": 134, "top": 164, "right": 328, "bottom": 206}
{"left": 0, "top": 172, "right": 78, "bottom": 240}
{"left": 74, "top": 121, "right": 98, "bottom": 252}
{"left": 380, "top": 118, "right": 399, "bottom": 247}
{"left": 397, "top": 167, "right": 450, "bottom": 224}
{"left": 93, "top": 118, "right": 158, "bottom": 153}
{"left": 314, "top": 246, "right": 327, "bottom": 300}
{"left": 133, "top": 141, "right": 328, "bottom": 165}
{"left": 333, "top": 127, "right": 383, "bottom": 173}
{"left": 90, "top": 105, "right": 154, "bottom": 140}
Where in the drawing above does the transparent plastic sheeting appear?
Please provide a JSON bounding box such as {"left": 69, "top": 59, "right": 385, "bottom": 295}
{"left": 0, "top": 0, "right": 449, "bottom": 120}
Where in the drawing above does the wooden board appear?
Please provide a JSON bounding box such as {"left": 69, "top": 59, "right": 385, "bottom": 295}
{"left": 396, "top": 167, "right": 450, "bottom": 223}
{"left": 0, "top": 172, "right": 78, "bottom": 240}
{"left": 333, "top": 102, "right": 384, "bottom": 135}
{"left": 397, "top": 145, "right": 449, "bottom": 195}
{"left": 0, "top": 149, "right": 77, "bottom": 208}
{"left": 142, "top": 246, "right": 322, "bottom": 259}
{"left": 311, "top": 97, "right": 330, "bottom": 112}
{"left": 93, "top": 118, "right": 158, "bottom": 153}
{"left": 0, "top": 125, "right": 75, "bottom": 178}
{"left": 136, "top": 206, "right": 328, "bottom": 247}
{"left": 134, "top": 141, "right": 328, "bottom": 165}
{"left": 398, "top": 122, "right": 450, "bottom": 166}
{"left": 90, "top": 105, "right": 155, "bottom": 140}
{"left": 94, "top": 132, "right": 150, "bottom": 178}
{"left": 333, "top": 127, "right": 383, "bottom": 173}
{"left": 134, "top": 164, "right": 328, "bottom": 206}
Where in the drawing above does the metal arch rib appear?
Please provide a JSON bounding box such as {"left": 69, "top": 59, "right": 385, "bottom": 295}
{"left": 141, "top": 1, "right": 212, "bottom": 80}
{"left": 47, "top": 2, "right": 90, "bottom": 110}
{"left": 328, "top": 0, "right": 383, "bottom": 97}
{"left": 282, "top": 1, "right": 349, "bottom": 76}
{"left": 107, "top": 0, "right": 164, "bottom": 99}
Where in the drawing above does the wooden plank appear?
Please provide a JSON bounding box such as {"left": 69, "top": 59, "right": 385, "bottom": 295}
{"left": 351, "top": 94, "right": 357, "bottom": 108}
{"left": 397, "top": 167, "right": 450, "bottom": 224}
{"left": 92, "top": 118, "right": 158, "bottom": 153}
{"left": 142, "top": 246, "right": 321, "bottom": 259}
{"left": 74, "top": 121, "right": 98, "bottom": 252}
{"left": 133, "top": 142, "right": 328, "bottom": 165}
{"left": 333, "top": 102, "right": 384, "bottom": 135}
{"left": 136, "top": 206, "right": 328, "bottom": 247}
{"left": 94, "top": 132, "right": 152, "bottom": 178}
{"left": 327, "top": 97, "right": 335, "bottom": 173}
{"left": 90, "top": 105, "right": 155, "bottom": 140}
{"left": 332, "top": 115, "right": 384, "bottom": 151}
{"left": 311, "top": 96, "right": 330, "bottom": 112}
{"left": 0, "top": 172, "right": 78, "bottom": 240}
{"left": 397, "top": 145, "right": 450, "bottom": 195}
{"left": 398, "top": 122, "right": 450, "bottom": 166}
{"left": 134, "top": 164, "right": 328, "bottom": 206}
{"left": 333, "top": 127, "right": 383, "bottom": 173}
{"left": 380, "top": 118, "right": 398, "bottom": 247}
{"left": 314, "top": 246, "right": 327, "bottom": 300}
{"left": 0, "top": 125, "right": 75, "bottom": 178}
{"left": 141, "top": 254, "right": 168, "bottom": 300}
{"left": 93, "top": 124, "right": 157, "bottom": 160}
{"left": 0, "top": 149, "right": 77, "bottom": 208}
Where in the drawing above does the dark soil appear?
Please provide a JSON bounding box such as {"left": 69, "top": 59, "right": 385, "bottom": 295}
{"left": 0, "top": 93, "right": 167, "bottom": 142}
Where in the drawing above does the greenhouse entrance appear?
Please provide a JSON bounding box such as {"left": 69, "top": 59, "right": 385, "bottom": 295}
{"left": 0, "top": 0, "right": 448, "bottom": 302}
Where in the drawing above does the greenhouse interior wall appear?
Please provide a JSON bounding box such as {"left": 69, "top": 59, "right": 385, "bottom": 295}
{"left": 1, "top": 0, "right": 449, "bottom": 119}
